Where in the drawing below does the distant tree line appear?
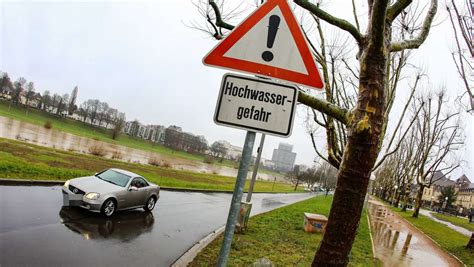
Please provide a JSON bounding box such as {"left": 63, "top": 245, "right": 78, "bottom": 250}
{"left": 0, "top": 71, "right": 126, "bottom": 131}
{"left": 3, "top": 71, "right": 234, "bottom": 159}
{"left": 286, "top": 162, "right": 338, "bottom": 192}
{"left": 164, "top": 127, "right": 208, "bottom": 154}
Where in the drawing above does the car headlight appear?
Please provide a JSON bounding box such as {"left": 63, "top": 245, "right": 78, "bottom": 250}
{"left": 85, "top": 192, "right": 100, "bottom": 200}
{"left": 64, "top": 180, "right": 70, "bottom": 188}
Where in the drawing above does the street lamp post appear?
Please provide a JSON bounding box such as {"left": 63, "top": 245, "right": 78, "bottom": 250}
{"left": 430, "top": 196, "right": 434, "bottom": 210}
{"left": 443, "top": 196, "right": 448, "bottom": 212}
{"left": 392, "top": 185, "right": 398, "bottom": 206}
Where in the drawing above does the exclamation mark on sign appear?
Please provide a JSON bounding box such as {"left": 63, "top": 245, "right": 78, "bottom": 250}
{"left": 261, "top": 15, "right": 281, "bottom": 62}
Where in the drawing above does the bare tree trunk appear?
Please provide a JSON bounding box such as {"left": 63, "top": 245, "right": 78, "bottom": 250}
{"left": 395, "top": 189, "right": 401, "bottom": 207}
{"left": 294, "top": 178, "right": 300, "bottom": 191}
{"left": 312, "top": 21, "right": 389, "bottom": 265}
{"left": 467, "top": 233, "right": 474, "bottom": 250}
{"left": 412, "top": 184, "right": 425, "bottom": 218}
{"left": 401, "top": 183, "right": 411, "bottom": 212}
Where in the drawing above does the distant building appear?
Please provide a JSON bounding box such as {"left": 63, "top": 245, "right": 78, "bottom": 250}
{"left": 271, "top": 143, "right": 296, "bottom": 172}
{"left": 123, "top": 121, "right": 166, "bottom": 143}
{"left": 148, "top": 125, "right": 166, "bottom": 143}
{"left": 455, "top": 174, "right": 471, "bottom": 189}
{"left": 0, "top": 86, "right": 13, "bottom": 99}
{"left": 123, "top": 121, "right": 141, "bottom": 136}
{"left": 219, "top": 140, "right": 243, "bottom": 160}
{"left": 421, "top": 171, "right": 455, "bottom": 204}
{"left": 454, "top": 175, "right": 473, "bottom": 213}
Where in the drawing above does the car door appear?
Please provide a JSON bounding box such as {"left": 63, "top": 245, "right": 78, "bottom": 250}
{"left": 128, "top": 177, "right": 149, "bottom": 207}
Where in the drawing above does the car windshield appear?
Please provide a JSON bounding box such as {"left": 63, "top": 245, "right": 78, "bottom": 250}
{"left": 95, "top": 169, "right": 131, "bottom": 187}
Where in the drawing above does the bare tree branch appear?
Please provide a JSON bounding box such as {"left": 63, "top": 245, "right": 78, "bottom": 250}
{"left": 298, "top": 91, "right": 349, "bottom": 125}
{"left": 387, "top": 0, "right": 413, "bottom": 21}
{"left": 209, "top": 0, "right": 235, "bottom": 30}
{"left": 293, "top": 0, "right": 364, "bottom": 44}
{"left": 390, "top": 0, "right": 438, "bottom": 52}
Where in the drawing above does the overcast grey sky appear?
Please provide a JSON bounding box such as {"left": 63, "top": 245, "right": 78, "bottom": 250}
{"left": 1, "top": 0, "right": 472, "bottom": 180}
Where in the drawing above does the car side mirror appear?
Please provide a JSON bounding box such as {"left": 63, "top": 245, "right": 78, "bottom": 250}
{"left": 129, "top": 186, "right": 138, "bottom": 191}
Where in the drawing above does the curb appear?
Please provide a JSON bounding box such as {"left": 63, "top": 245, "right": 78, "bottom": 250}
{"left": 171, "top": 226, "right": 225, "bottom": 267}
{"left": 171, "top": 193, "right": 318, "bottom": 266}
{"left": 366, "top": 213, "right": 378, "bottom": 262}
{"left": 0, "top": 178, "right": 303, "bottom": 194}
{"left": 400, "top": 214, "right": 466, "bottom": 267}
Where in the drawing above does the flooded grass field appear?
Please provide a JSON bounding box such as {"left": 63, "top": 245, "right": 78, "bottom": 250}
{"left": 0, "top": 137, "right": 298, "bottom": 192}
{"left": 0, "top": 112, "right": 284, "bottom": 182}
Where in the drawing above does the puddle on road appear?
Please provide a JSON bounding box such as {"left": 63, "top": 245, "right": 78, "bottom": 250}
{"left": 368, "top": 201, "right": 463, "bottom": 267}
{"left": 0, "top": 116, "right": 283, "bottom": 181}
{"left": 59, "top": 207, "right": 155, "bottom": 241}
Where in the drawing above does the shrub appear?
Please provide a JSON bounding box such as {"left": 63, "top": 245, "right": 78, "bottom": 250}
{"left": 44, "top": 121, "right": 53, "bottom": 129}
{"left": 88, "top": 144, "right": 107, "bottom": 157}
{"left": 111, "top": 151, "right": 123, "bottom": 160}
{"left": 148, "top": 157, "right": 161, "bottom": 167}
{"left": 162, "top": 161, "right": 172, "bottom": 168}
{"left": 204, "top": 155, "right": 214, "bottom": 164}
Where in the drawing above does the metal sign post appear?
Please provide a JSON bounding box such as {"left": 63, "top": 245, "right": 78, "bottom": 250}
{"left": 217, "top": 131, "right": 256, "bottom": 266}
{"left": 246, "top": 133, "right": 265, "bottom": 202}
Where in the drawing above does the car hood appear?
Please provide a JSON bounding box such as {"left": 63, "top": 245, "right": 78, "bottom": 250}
{"left": 70, "top": 176, "right": 124, "bottom": 194}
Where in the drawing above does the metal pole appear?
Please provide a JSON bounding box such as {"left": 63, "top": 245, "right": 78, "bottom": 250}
{"left": 217, "top": 131, "right": 256, "bottom": 266}
{"left": 246, "top": 133, "right": 265, "bottom": 202}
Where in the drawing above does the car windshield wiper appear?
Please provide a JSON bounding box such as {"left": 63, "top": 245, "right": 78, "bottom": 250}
{"left": 103, "top": 179, "right": 120, "bottom": 186}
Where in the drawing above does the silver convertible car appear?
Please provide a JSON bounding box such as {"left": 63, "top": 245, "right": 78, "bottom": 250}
{"left": 62, "top": 168, "right": 160, "bottom": 217}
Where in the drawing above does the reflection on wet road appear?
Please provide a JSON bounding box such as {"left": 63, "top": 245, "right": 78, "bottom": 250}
{"left": 60, "top": 207, "right": 155, "bottom": 241}
{"left": 0, "top": 185, "right": 314, "bottom": 266}
{"left": 368, "top": 199, "right": 463, "bottom": 267}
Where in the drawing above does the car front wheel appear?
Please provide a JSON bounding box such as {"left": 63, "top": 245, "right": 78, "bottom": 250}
{"left": 144, "top": 196, "right": 156, "bottom": 212}
{"left": 102, "top": 199, "right": 116, "bottom": 217}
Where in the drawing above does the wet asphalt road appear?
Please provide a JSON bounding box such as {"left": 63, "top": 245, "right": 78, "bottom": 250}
{"left": 0, "top": 185, "right": 314, "bottom": 266}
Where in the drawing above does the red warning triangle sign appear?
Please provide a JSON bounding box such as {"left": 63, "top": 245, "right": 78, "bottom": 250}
{"left": 203, "top": 0, "right": 324, "bottom": 89}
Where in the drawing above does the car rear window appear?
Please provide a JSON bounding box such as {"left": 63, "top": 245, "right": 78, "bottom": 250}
{"left": 96, "top": 169, "right": 131, "bottom": 187}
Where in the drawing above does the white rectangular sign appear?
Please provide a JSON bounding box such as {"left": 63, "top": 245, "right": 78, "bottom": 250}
{"left": 214, "top": 73, "right": 298, "bottom": 137}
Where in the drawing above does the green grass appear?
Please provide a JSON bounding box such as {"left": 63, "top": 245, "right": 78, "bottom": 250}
{"left": 0, "top": 137, "right": 300, "bottom": 192}
{"left": 391, "top": 208, "right": 473, "bottom": 266}
{"left": 430, "top": 212, "right": 474, "bottom": 232}
{"left": 191, "top": 196, "right": 379, "bottom": 266}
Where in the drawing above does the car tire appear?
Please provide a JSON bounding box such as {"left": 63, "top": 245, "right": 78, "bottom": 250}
{"left": 101, "top": 199, "right": 116, "bottom": 217}
{"left": 144, "top": 196, "right": 156, "bottom": 212}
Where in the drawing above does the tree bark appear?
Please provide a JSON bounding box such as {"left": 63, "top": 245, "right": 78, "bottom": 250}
{"left": 395, "top": 189, "right": 401, "bottom": 207}
{"left": 401, "top": 182, "right": 411, "bottom": 212}
{"left": 312, "top": 16, "right": 389, "bottom": 266}
{"left": 294, "top": 178, "right": 300, "bottom": 191}
{"left": 412, "top": 184, "right": 424, "bottom": 218}
{"left": 467, "top": 233, "right": 474, "bottom": 250}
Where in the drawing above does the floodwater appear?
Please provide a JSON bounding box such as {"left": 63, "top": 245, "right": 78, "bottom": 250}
{"left": 0, "top": 185, "right": 315, "bottom": 266}
{"left": 368, "top": 199, "right": 463, "bottom": 267}
{"left": 0, "top": 116, "right": 283, "bottom": 181}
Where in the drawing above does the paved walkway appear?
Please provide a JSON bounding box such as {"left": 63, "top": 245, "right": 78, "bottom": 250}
{"left": 419, "top": 209, "right": 472, "bottom": 237}
{"left": 368, "top": 199, "right": 463, "bottom": 267}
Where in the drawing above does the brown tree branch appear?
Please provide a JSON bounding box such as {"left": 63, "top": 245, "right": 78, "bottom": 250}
{"left": 390, "top": 0, "right": 438, "bottom": 52}
{"left": 387, "top": 0, "right": 413, "bottom": 21}
{"left": 293, "top": 0, "right": 363, "bottom": 44}
{"left": 209, "top": 0, "right": 235, "bottom": 30}
{"left": 298, "top": 92, "right": 349, "bottom": 125}
{"left": 368, "top": 0, "right": 390, "bottom": 50}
